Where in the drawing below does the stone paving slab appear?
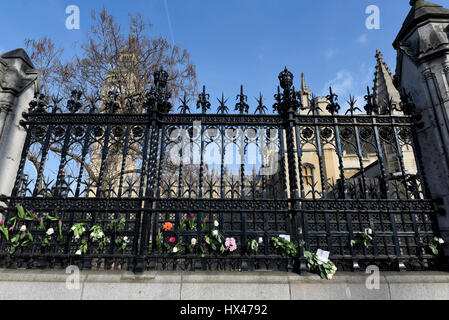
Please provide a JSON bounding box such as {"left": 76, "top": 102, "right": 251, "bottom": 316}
{"left": 0, "top": 269, "right": 447, "bottom": 300}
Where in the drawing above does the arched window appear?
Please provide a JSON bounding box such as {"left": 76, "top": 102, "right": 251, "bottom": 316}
{"left": 303, "top": 163, "right": 315, "bottom": 186}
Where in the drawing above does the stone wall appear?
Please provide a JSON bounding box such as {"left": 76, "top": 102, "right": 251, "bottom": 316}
{"left": 0, "top": 48, "right": 39, "bottom": 199}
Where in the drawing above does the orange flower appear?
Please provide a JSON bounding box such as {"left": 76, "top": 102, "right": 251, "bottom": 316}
{"left": 162, "top": 222, "right": 173, "bottom": 232}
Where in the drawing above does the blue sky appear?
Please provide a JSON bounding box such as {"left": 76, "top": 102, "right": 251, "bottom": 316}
{"left": 2, "top": 0, "right": 448, "bottom": 112}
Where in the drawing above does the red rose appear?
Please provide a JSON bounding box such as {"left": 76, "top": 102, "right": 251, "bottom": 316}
{"left": 169, "top": 237, "right": 176, "bottom": 243}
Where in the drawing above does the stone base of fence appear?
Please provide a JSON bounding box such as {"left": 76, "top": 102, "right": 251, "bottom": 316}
{"left": 0, "top": 269, "right": 447, "bottom": 300}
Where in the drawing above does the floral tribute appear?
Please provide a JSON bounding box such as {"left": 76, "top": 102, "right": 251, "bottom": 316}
{"left": 152, "top": 216, "right": 239, "bottom": 257}
{"left": 0, "top": 205, "right": 131, "bottom": 261}
{"left": 0, "top": 205, "right": 63, "bottom": 255}
{"left": 272, "top": 236, "right": 338, "bottom": 280}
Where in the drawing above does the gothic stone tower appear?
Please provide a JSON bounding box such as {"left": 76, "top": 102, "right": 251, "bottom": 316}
{"left": 393, "top": 0, "right": 449, "bottom": 262}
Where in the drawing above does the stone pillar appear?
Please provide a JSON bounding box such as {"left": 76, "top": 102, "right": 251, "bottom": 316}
{"left": 393, "top": 0, "right": 449, "bottom": 264}
{"left": 0, "top": 48, "right": 39, "bottom": 200}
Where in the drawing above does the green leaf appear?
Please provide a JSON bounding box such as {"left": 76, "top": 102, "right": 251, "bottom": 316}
{"left": 17, "top": 205, "right": 25, "bottom": 219}
{"left": 429, "top": 244, "right": 438, "bottom": 255}
{"left": 21, "top": 239, "right": 30, "bottom": 247}
{"left": 0, "top": 226, "right": 9, "bottom": 241}
{"left": 39, "top": 218, "right": 45, "bottom": 230}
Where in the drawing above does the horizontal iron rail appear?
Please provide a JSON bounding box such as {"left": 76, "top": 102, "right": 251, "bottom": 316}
{"left": 21, "top": 113, "right": 415, "bottom": 126}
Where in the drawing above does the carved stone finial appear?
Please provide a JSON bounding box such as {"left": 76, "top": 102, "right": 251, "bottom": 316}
{"left": 375, "top": 49, "right": 383, "bottom": 62}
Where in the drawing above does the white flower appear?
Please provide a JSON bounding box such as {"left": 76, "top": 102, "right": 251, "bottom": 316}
{"left": 46, "top": 228, "right": 55, "bottom": 236}
{"left": 90, "top": 232, "right": 95, "bottom": 238}
{"left": 98, "top": 232, "right": 104, "bottom": 238}
{"left": 173, "top": 247, "right": 178, "bottom": 253}
{"left": 75, "top": 250, "right": 82, "bottom": 255}
{"left": 332, "top": 265, "right": 338, "bottom": 272}
{"left": 212, "top": 230, "right": 219, "bottom": 237}
{"left": 214, "top": 220, "right": 219, "bottom": 227}
{"left": 367, "top": 228, "right": 373, "bottom": 235}
{"left": 258, "top": 237, "right": 264, "bottom": 244}
{"left": 191, "top": 238, "right": 197, "bottom": 246}
{"left": 75, "top": 235, "right": 80, "bottom": 240}
{"left": 82, "top": 227, "right": 86, "bottom": 232}
{"left": 439, "top": 238, "right": 445, "bottom": 244}
{"left": 124, "top": 236, "right": 129, "bottom": 243}
{"left": 326, "top": 274, "right": 333, "bottom": 280}
{"left": 71, "top": 226, "right": 76, "bottom": 231}
{"left": 20, "top": 225, "right": 27, "bottom": 232}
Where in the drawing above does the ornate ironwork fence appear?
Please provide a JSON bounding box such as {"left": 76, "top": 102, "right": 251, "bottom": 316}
{"left": 0, "top": 68, "right": 441, "bottom": 273}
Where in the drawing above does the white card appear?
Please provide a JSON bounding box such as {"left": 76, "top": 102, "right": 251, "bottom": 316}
{"left": 316, "top": 249, "right": 330, "bottom": 264}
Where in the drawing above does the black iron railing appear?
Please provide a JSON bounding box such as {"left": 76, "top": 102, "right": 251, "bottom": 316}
{"left": 0, "top": 68, "right": 442, "bottom": 273}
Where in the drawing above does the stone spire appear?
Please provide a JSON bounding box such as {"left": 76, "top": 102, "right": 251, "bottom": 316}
{"left": 301, "top": 73, "right": 310, "bottom": 93}
{"left": 299, "top": 72, "right": 311, "bottom": 110}
{"left": 373, "top": 49, "right": 401, "bottom": 114}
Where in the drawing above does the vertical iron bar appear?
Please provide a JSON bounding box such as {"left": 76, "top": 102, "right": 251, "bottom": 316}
{"left": 94, "top": 125, "right": 111, "bottom": 199}
{"left": 32, "top": 105, "right": 58, "bottom": 197}
{"left": 117, "top": 100, "right": 134, "bottom": 198}
{"left": 54, "top": 125, "right": 73, "bottom": 196}
{"left": 278, "top": 126, "right": 288, "bottom": 199}
{"left": 240, "top": 126, "right": 247, "bottom": 200}
{"left": 137, "top": 119, "right": 155, "bottom": 260}
{"left": 73, "top": 125, "right": 94, "bottom": 197}
{"left": 261, "top": 126, "right": 268, "bottom": 199}
{"left": 392, "top": 120, "right": 423, "bottom": 258}
{"left": 198, "top": 124, "right": 205, "bottom": 199}
{"left": 155, "top": 125, "right": 167, "bottom": 200}
{"left": 149, "top": 125, "right": 162, "bottom": 254}
{"left": 220, "top": 126, "right": 226, "bottom": 199}
{"left": 295, "top": 125, "right": 309, "bottom": 252}
{"left": 314, "top": 119, "right": 333, "bottom": 253}
{"left": 177, "top": 124, "right": 185, "bottom": 198}
{"left": 353, "top": 123, "right": 369, "bottom": 199}
{"left": 373, "top": 118, "right": 403, "bottom": 269}
{"left": 333, "top": 121, "right": 356, "bottom": 263}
